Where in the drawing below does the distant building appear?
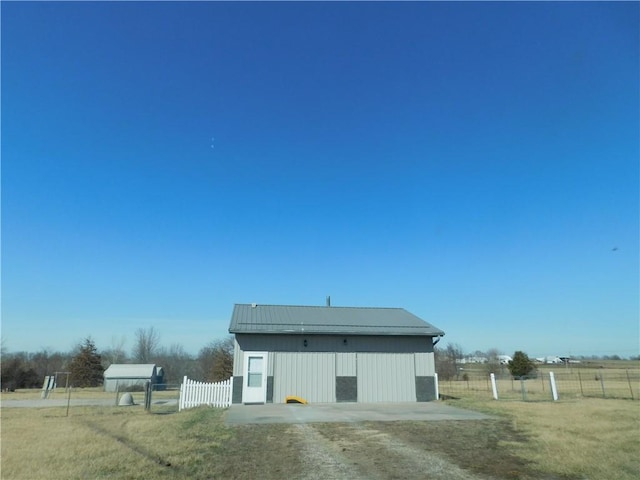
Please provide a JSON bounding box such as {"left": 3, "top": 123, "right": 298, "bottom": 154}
{"left": 228, "top": 303, "right": 445, "bottom": 404}
{"left": 546, "top": 356, "right": 563, "bottom": 364}
{"left": 103, "top": 364, "right": 164, "bottom": 392}
{"left": 535, "top": 356, "right": 567, "bottom": 364}
{"left": 460, "top": 356, "right": 488, "bottom": 364}
{"left": 498, "top": 355, "right": 512, "bottom": 365}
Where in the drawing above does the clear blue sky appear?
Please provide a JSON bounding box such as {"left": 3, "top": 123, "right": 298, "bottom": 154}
{"left": 2, "top": 2, "right": 638, "bottom": 358}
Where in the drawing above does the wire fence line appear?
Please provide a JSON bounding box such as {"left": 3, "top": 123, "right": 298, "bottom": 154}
{"left": 436, "top": 369, "right": 640, "bottom": 401}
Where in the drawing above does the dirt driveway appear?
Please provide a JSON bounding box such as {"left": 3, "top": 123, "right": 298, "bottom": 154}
{"left": 223, "top": 403, "right": 543, "bottom": 480}
{"left": 227, "top": 416, "right": 538, "bottom": 480}
{"left": 290, "top": 421, "right": 491, "bottom": 480}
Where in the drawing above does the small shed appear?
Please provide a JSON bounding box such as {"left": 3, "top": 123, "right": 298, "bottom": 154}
{"left": 103, "top": 364, "right": 164, "bottom": 392}
{"left": 229, "top": 303, "right": 445, "bottom": 404}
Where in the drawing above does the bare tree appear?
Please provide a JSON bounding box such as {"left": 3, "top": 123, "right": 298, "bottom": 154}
{"left": 485, "top": 348, "right": 503, "bottom": 375}
{"left": 30, "top": 348, "right": 69, "bottom": 381}
{"left": 132, "top": 327, "right": 160, "bottom": 363}
{"left": 154, "top": 343, "right": 198, "bottom": 383}
{"left": 102, "top": 335, "right": 128, "bottom": 368}
{"left": 435, "top": 343, "right": 464, "bottom": 380}
{"left": 1, "top": 352, "right": 39, "bottom": 390}
{"left": 197, "top": 337, "right": 234, "bottom": 382}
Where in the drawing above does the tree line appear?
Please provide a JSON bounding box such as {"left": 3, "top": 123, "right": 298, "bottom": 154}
{"left": 1, "top": 327, "right": 233, "bottom": 390}
{"left": 435, "top": 344, "right": 536, "bottom": 380}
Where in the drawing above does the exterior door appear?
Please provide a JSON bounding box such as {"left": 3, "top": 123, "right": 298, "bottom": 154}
{"left": 273, "top": 352, "right": 336, "bottom": 403}
{"left": 242, "top": 352, "right": 268, "bottom": 403}
{"left": 357, "top": 353, "right": 416, "bottom": 402}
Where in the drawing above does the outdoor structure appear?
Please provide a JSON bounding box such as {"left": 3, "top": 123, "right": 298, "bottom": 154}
{"left": 228, "top": 302, "right": 445, "bottom": 404}
{"left": 103, "top": 364, "right": 164, "bottom": 392}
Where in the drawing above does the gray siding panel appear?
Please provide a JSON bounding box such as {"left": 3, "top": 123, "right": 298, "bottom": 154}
{"left": 273, "top": 352, "right": 336, "bottom": 403}
{"left": 233, "top": 338, "right": 243, "bottom": 376}
{"left": 232, "top": 376, "right": 243, "bottom": 404}
{"left": 336, "top": 376, "right": 357, "bottom": 402}
{"left": 415, "top": 376, "right": 436, "bottom": 401}
{"left": 236, "top": 334, "right": 433, "bottom": 353}
{"left": 266, "top": 376, "right": 274, "bottom": 403}
{"left": 357, "top": 353, "right": 416, "bottom": 402}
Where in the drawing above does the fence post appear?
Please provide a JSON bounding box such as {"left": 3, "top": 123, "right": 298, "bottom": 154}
{"left": 144, "top": 381, "right": 151, "bottom": 411}
{"left": 549, "top": 371, "right": 559, "bottom": 401}
{"left": 578, "top": 371, "right": 584, "bottom": 396}
{"left": 434, "top": 373, "right": 439, "bottom": 400}
{"left": 490, "top": 373, "right": 498, "bottom": 400}
{"left": 66, "top": 385, "right": 72, "bottom": 417}
{"left": 520, "top": 378, "right": 527, "bottom": 401}
{"left": 179, "top": 375, "right": 187, "bottom": 411}
{"left": 626, "top": 370, "right": 635, "bottom": 400}
{"left": 599, "top": 371, "right": 606, "bottom": 398}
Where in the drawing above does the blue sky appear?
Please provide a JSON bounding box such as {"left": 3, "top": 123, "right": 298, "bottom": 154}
{"left": 2, "top": 2, "right": 638, "bottom": 358}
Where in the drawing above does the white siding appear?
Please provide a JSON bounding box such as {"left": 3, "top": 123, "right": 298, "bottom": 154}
{"left": 336, "top": 352, "right": 356, "bottom": 376}
{"left": 267, "top": 351, "right": 275, "bottom": 376}
{"left": 357, "top": 353, "right": 416, "bottom": 402}
{"left": 414, "top": 352, "right": 435, "bottom": 376}
{"left": 233, "top": 338, "right": 243, "bottom": 376}
{"left": 273, "top": 352, "right": 336, "bottom": 403}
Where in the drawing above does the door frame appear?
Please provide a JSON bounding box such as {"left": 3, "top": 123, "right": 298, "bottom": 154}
{"left": 242, "top": 351, "right": 268, "bottom": 404}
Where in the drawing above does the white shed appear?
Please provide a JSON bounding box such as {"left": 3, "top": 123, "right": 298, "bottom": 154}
{"left": 103, "top": 364, "right": 164, "bottom": 392}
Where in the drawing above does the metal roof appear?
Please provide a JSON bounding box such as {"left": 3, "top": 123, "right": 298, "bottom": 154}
{"left": 229, "top": 304, "right": 444, "bottom": 337}
{"left": 103, "top": 364, "right": 157, "bottom": 378}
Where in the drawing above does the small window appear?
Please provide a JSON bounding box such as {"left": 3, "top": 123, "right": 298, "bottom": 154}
{"left": 247, "top": 356, "right": 263, "bottom": 387}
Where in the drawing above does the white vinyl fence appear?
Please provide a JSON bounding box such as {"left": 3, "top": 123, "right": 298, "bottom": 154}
{"left": 179, "top": 376, "right": 233, "bottom": 411}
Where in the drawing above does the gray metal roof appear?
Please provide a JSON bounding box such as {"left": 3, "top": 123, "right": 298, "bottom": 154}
{"left": 103, "top": 364, "right": 157, "bottom": 379}
{"left": 229, "top": 304, "right": 444, "bottom": 337}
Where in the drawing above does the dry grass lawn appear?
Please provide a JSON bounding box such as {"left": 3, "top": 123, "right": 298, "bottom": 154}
{"left": 447, "top": 397, "right": 640, "bottom": 480}
{"left": 2, "top": 391, "right": 638, "bottom": 479}
{"left": 1, "top": 404, "right": 298, "bottom": 479}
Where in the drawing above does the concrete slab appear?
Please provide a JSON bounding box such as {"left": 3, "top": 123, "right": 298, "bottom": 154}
{"left": 224, "top": 402, "right": 491, "bottom": 425}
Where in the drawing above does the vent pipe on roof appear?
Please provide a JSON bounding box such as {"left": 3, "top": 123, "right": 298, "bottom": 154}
{"left": 326, "top": 296, "right": 331, "bottom": 307}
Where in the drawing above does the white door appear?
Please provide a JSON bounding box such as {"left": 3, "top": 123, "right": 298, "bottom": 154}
{"left": 242, "top": 352, "right": 268, "bottom": 404}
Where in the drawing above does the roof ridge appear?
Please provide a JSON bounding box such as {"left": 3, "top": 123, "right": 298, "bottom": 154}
{"left": 235, "top": 303, "right": 403, "bottom": 310}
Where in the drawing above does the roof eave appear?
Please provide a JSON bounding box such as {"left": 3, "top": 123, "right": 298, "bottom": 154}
{"left": 230, "top": 329, "right": 445, "bottom": 337}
